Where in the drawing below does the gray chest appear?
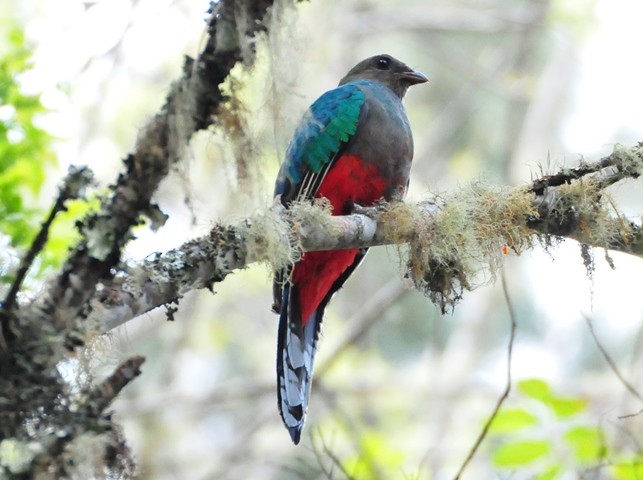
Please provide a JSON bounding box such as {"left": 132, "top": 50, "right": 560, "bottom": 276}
{"left": 346, "top": 86, "right": 414, "bottom": 185}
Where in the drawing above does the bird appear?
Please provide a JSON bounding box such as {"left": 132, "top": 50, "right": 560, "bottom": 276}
{"left": 272, "top": 54, "right": 428, "bottom": 444}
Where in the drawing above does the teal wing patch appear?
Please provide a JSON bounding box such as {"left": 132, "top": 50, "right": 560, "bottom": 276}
{"left": 275, "top": 83, "right": 364, "bottom": 200}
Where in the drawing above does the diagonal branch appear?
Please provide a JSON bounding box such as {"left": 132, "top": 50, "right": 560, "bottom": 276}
{"left": 21, "top": 0, "right": 278, "bottom": 348}
{"left": 83, "top": 355, "right": 146, "bottom": 418}
{"left": 584, "top": 314, "right": 643, "bottom": 404}
{"left": 0, "top": 1, "right": 283, "bottom": 476}
{"left": 529, "top": 143, "right": 641, "bottom": 194}
{"left": 91, "top": 143, "right": 643, "bottom": 331}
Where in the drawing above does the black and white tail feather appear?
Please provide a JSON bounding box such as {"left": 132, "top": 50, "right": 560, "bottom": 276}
{"left": 274, "top": 251, "right": 366, "bottom": 444}
{"left": 276, "top": 283, "right": 321, "bottom": 445}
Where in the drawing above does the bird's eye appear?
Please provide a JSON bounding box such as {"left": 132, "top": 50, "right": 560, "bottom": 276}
{"left": 377, "top": 57, "right": 390, "bottom": 70}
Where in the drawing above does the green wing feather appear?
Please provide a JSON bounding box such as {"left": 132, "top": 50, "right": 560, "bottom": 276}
{"left": 276, "top": 83, "right": 365, "bottom": 199}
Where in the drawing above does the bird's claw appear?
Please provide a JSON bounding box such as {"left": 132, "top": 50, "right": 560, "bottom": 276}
{"left": 350, "top": 202, "right": 388, "bottom": 216}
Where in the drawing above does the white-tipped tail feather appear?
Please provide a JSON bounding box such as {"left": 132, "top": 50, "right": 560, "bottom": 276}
{"left": 276, "top": 284, "right": 321, "bottom": 444}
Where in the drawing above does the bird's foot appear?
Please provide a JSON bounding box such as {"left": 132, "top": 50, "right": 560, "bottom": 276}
{"left": 350, "top": 201, "right": 389, "bottom": 216}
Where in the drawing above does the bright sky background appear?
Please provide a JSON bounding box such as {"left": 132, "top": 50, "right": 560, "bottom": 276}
{"left": 564, "top": 0, "right": 643, "bottom": 153}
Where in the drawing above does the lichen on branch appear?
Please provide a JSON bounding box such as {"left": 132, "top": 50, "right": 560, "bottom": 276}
{"left": 91, "top": 143, "right": 643, "bottom": 330}
{"left": 405, "top": 183, "right": 538, "bottom": 313}
{"left": 0, "top": 1, "right": 281, "bottom": 477}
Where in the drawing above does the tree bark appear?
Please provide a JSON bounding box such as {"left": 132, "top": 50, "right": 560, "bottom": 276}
{"left": 92, "top": 143, "right": 643, "bottom": 329}
{"left": 0, "top": 1, "right": 280, "bottom": 478}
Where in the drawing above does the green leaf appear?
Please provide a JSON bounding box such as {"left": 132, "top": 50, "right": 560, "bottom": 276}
{"left": 489, "top": 408, "right": 538, "bottom": 434}
{"left": 564, "top": 426, "right": 604, "bottom": 463}
{"left": 518, "top": 378, "right": 553, "bottom": 403}
{"left": 550, "top": 397, "right": 586, "bottom": 418}
{"left": 0, "top": 22, "right": 56, "bottom": 252}
{"left": 342, "top": 430, "right": 405, "bottom": 479}
{"left": 493, "top": 439, "right": 551, "bottom": 467}
{"left": 517, "top": 379, "right": 586, "bottom": 417}
{"left": 532, "top": 464, "right": 562, "bottom": 480}
{"left": 612, "top": 460, "right": 643, "bottom": 480}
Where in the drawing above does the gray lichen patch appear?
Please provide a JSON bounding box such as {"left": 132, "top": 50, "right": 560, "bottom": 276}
{"left": 534, "top": 174, "right": 633, "bottom": 254}
{"left": 613, "top": 142, "right": 643, "bottom": 178}
{"left": 241, "top": 202, "right": 306, "bottom": 270}
{"left": 404, "top": 182, "right": 537, "bottom": 313}
{"left": 0, "top": 439, "right": 44, "bottom": 475}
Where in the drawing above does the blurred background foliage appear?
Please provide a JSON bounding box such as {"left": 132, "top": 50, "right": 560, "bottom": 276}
{"left": 0, "top": 22, "right": 96, "bottom": 285}
{"left": 3, "top": 0, "right": 643, "bottom": 478}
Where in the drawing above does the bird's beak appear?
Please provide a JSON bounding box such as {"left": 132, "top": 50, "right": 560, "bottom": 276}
{"left": 400, "top": 69, "right": 429, "bottom": 85}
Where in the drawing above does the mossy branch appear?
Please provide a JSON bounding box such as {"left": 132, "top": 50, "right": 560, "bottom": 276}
{"left": 0, "top": 1, "right": 279, "bottom": 477}
{"left": 93, "top": 143, "right": 643, "bottom": 330}
{"left": 22, "top": 0, "right": 276, "bottom": 346}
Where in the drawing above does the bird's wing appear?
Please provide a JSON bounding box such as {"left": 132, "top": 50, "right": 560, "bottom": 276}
{"left": 274, "top": 83, "right": 366, "bottom": 204}
{"left": 272, "top": 83, "right": 366, "bottom": 312}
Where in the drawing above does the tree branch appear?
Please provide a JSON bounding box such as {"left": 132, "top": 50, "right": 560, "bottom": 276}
{"left": 25, "top": 0, "right": 278, "bottom": 342}
{"left": 529, "top": 143, "right": 641, "bottom": 194}
{"left": 92, "top": 142, "right": 643, "bottom": 330}
{"left": 1, "top": 0, "right": 280, "bottom": 476}
{"left": 22, "top": 356, "right": 145, "bottom": 479}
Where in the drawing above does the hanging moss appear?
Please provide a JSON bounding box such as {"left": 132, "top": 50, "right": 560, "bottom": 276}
{"left": 404, "top": 182, "right": 537, "bottom": 313}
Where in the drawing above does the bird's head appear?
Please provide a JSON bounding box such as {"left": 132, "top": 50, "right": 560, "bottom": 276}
{"left": 339, "top": 54, "right": 428, "bottom": 98}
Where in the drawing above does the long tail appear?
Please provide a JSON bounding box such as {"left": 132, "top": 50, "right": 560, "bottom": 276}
{"left": 276, "top": 283, "right": 322, "bottom": 445}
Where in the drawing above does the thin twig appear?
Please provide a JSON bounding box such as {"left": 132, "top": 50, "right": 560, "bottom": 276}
{"left": 584, "top": 314, "right": 643, "bottom": 403}
{"left": 618, "top": 409, "right": 643, "bottom": 420}
{"left": 453, "top": 270, "right": 517, "bottom": 480}
{"left": 2, "top": 198, "right": 64, "bottom": 313}
{"left": 310, "top": 443, "right": 334, "bottom": 479}
{"left": 313, "top": 427, "right": 355, "bottom": 480}
{"left": 0, "top": 166, "right": 92, "bottom": 346}
{"left": 528, "top": 145, "right": 641, "bottom": 194}
{"left": 310, "top": 428, "right": 338, "bottom": 480}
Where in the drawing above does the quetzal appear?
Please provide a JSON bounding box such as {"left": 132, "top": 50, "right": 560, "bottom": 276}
{"left": 273, "top": 54, "right": 428, "bottom": 444}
